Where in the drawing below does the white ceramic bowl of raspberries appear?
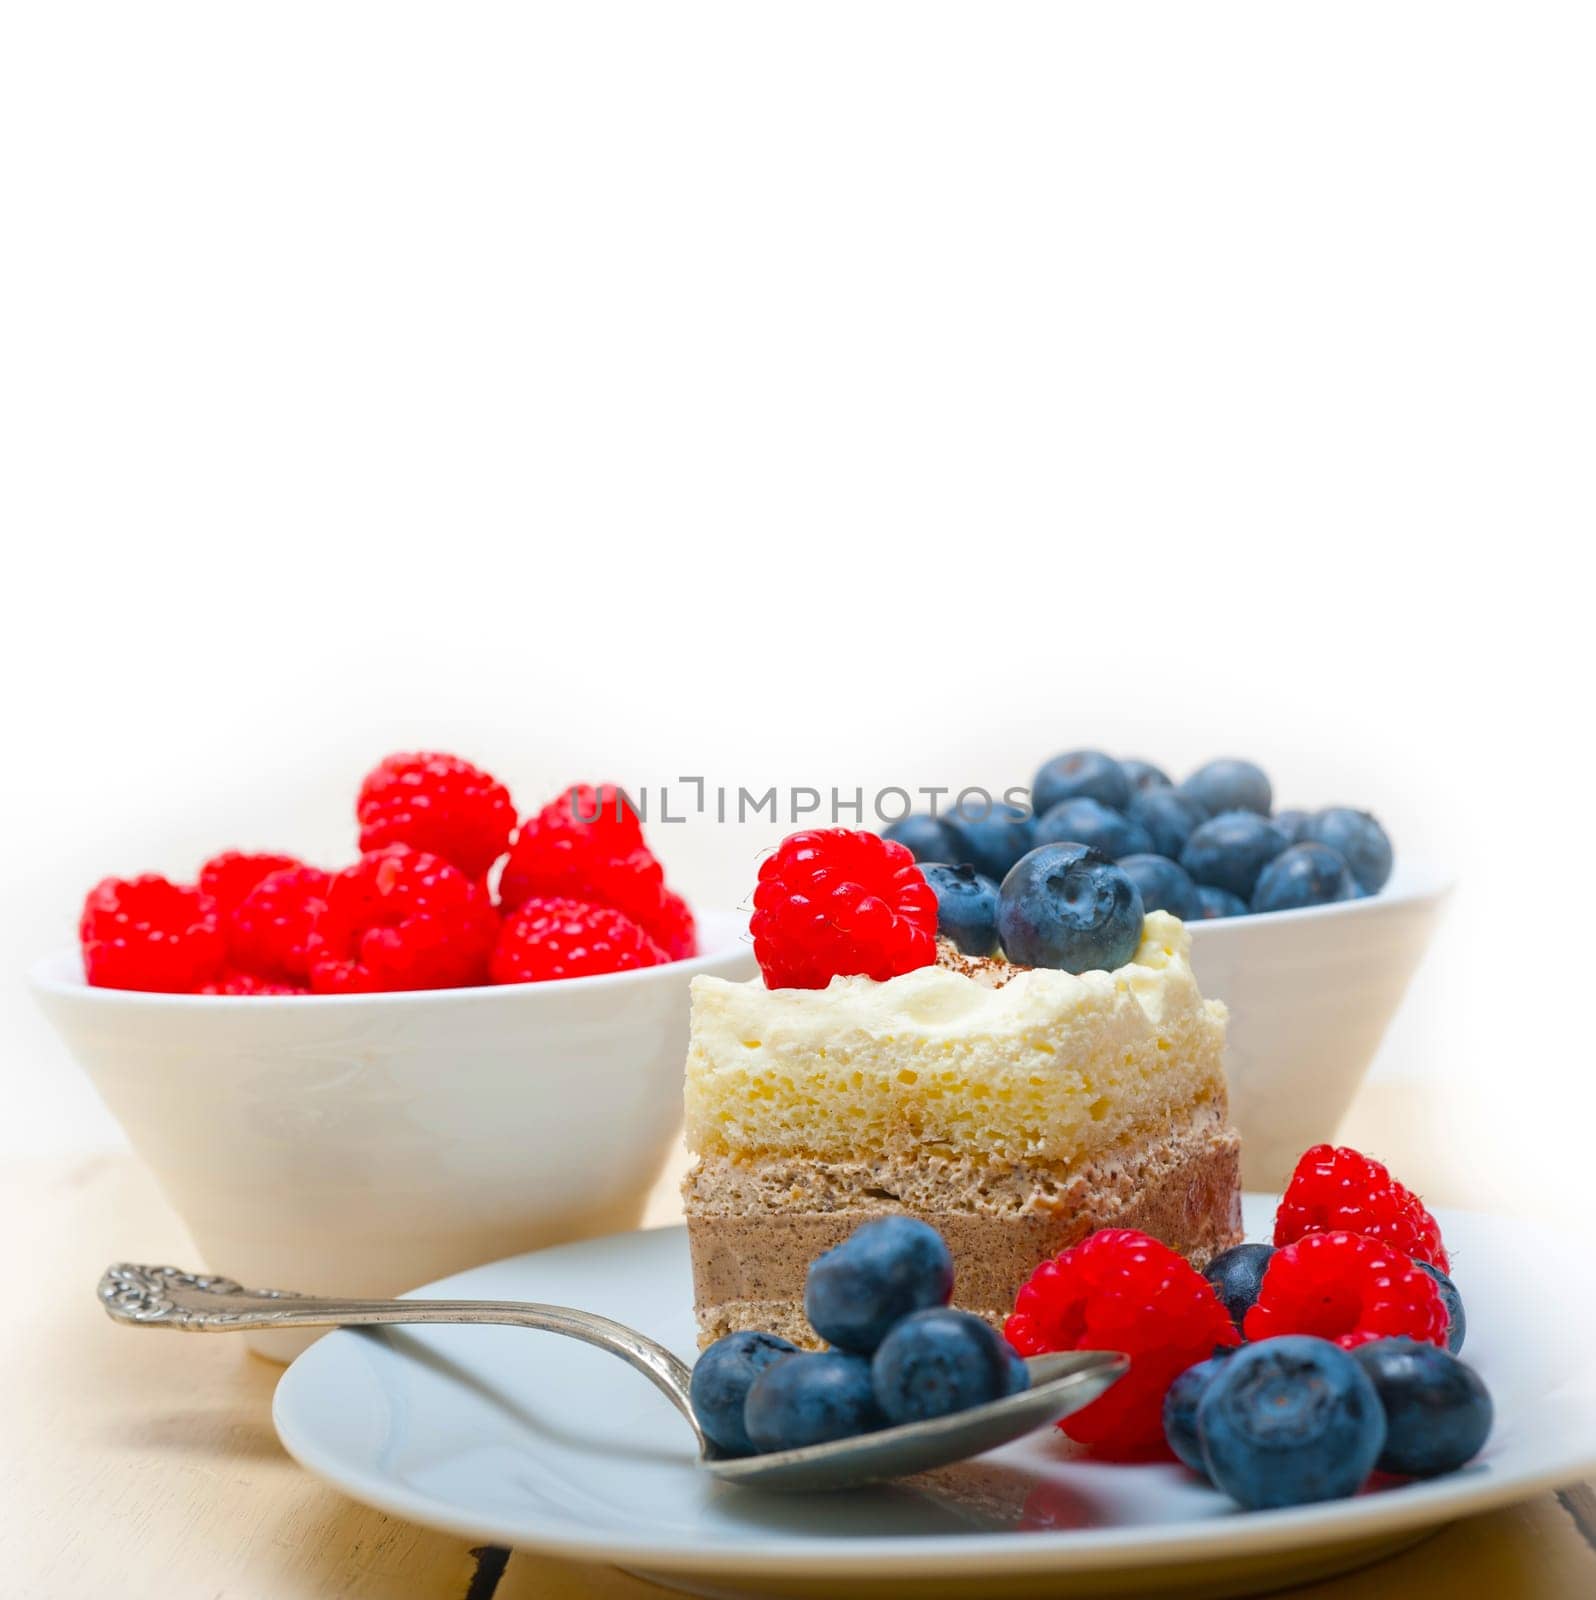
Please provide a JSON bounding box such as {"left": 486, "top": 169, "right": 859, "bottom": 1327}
{"left": 885, "top": 752, "right": 1452, "bottom": 1192}
{"left": 30, "top": 754, "right": 755, "bottom": 1358}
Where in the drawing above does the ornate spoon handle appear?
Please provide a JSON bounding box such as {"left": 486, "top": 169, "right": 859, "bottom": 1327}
{"left": 97, "top": 1263, "right": 704, "bottom": 1448}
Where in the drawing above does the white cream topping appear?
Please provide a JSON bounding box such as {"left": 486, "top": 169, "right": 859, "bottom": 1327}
{"left": 685, "top": 911, "right": 1228, "bottom": 1164}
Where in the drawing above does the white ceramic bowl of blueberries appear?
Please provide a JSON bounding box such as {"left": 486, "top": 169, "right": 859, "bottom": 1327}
{"left": 886, "top": 752, "right": 1451, "bottom": 1191}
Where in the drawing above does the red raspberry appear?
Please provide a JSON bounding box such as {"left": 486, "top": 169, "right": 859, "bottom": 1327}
{"left": 1275, "top": 1144, "right": 1450, "bottom": 1274}
{"left": 651, "top": 887, "right": 699, "bottom": 961}
{"left": 1004, "top": 1229, "right": 1239, "bottom": 1457}
{"left": 357, "top": 752, "right": 516, "bottom": 878}
{"left": 196, "top": 971, "right": 308, "bottom": 996}
{"left": 538, "top": 783, "right": 645, "bottom": 853}
{"left": 498, "top": 783, "right": 699, "bottom": 958}
{"left": 491, "top": 897, "right": 667, "bottom": 984}
{"left": 308, "top": 846, "right": 499, "bottom": 994}
{"left": 199, "top": 851, "right": 304, "bottom": 919}
{"left": 1245, "top": 1230, "right": 1449, "bottom": 1350}
{"left": 80, "top": 875, "right": 226, "bottom": 993}
{"left": 501, "top": 818, "right": 666, "bottom": 926}
{"left": 228, "top": 866, "right": 332, "bottom": 982}
{"left": 749, "top": 829, "right": 937, "bottom": 989}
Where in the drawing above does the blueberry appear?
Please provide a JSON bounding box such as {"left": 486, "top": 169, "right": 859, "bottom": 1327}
{"left": 1300, "top": 807, "right": 1394, "bottom": 894}
{"left": 1127, "top": 787, "right": 1208, "bottom": 860}
{"left": 871, "top": 1308, "right": 1011, "bottom": 1425}
{"left": 1181, "top": 759, "right": 1273, "bottom": 818}
{"left": 1116, "top": 854, "right": 1202, "bottom": 920}
{"left": 997, "top": 844, "right": 1145, "bottom": 974}
{"left": 1004, "top": 1345, "right": 1031, "bottom": 1395}
{"left": 690, "top": 1330, "right": 800, "bottom": 1456}
{"left": 1180, "top": 812, "right": 1289, "bottom": 900}
{"left": 1251, "top": 842, "right": 1356, "bottom": 913}
{"left": 1032, "top": 750, "right": 1132, "bottom": 815}
{"left": 1352, "top": 1339, "right": 1493, "bottom": 1478}
{"left": 1194, "top": 884, "right": 1250, "bottom": 920}
{"left": 1202, "top": 1243, "right": 1275, "bottom": 1330}
{"left": 1120, "top": 758, "right": 1172, "bottom": 794}
{"left": 1162, "top": 1352, "right": 1234, "bottom": 1475}
{"left": 1197, "top": 1336, "right": 1386, "bottom": 1509}
{"left": 803, "top": 1217, "right": 954, "bottom": 1354}
{"left": 1415, "top": 1261, "right": 1466, "bottom": 1354}
{"left": 1033, "top": 797, "right": 1154, "bottom": 861}
{"left": 1272, "top": 808, "right": 1310, "bottom": 844}
{"left": 944, "top": 802, "right": 1036, "bottom": 881}
{"left": 884, "top": 814, "right": 962, "bottom": 864}
{"left": 743, "top": 1350, "right": 884, "bottom": 1452}
{"left": 921, "top": 863, "right": 1001, "bottom": 957}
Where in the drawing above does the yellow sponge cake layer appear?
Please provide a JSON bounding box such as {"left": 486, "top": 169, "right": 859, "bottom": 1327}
{"left": 685, "top": 911, "right": 1225, "bottom": 1167}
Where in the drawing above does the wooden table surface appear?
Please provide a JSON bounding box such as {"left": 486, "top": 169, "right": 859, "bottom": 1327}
{"left": 2, "top": 1129, "right": 1592, "bottom": 1600}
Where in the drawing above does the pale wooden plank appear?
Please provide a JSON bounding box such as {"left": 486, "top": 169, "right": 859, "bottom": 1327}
{"left": 1286, "top": 1492, "right": 1596, "bottom": 1597}
{"left": 0, "top": 1154, "right": 485, "bottom": 1600}
{"left": 497, "top": 1554, "right": 676, "bottom": 1598}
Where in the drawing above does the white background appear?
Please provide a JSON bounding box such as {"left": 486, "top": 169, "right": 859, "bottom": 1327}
{"left": 2, "top": 5, "right": 1591, "bottom": 1212}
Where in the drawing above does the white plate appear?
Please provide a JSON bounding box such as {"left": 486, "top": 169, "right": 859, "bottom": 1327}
{"left": 273, "top": 1197, "right": 1596, "bottom": 1599}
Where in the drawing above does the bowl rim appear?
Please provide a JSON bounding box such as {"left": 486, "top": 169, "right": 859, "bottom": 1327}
{"left": 1181, "top": 856, "right": 1453, "bottom": 936}
{"left": 29, "top": 905, "right": 752, "bottom": 1009}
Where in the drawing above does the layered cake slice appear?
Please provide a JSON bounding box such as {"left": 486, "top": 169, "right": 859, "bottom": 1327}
{"left": 683, "top": 906, "right": 1242, "bottom": 1347}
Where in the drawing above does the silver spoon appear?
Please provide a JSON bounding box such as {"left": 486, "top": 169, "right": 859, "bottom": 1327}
{"left": 98, "top": 1262, "right": 1126, "bottom": 1492}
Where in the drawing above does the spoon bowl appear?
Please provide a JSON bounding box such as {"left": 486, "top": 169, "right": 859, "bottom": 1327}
{"left": 704, "top": 1349, "right": 1126, "bottom": 1491}
{"left": 98, "top": 1262, "right": 1125, "bottom": 1492}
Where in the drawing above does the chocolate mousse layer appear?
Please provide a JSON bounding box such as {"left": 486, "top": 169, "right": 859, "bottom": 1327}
{"left": 683, "top": 1104, "right": 1242, "bottom": 1348}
